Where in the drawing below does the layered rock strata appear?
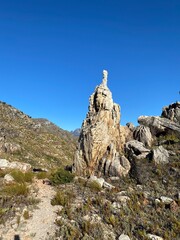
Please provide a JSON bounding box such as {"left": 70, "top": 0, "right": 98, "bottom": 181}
{"left": 73, "top": 70, "right": 130, "bottom": 177}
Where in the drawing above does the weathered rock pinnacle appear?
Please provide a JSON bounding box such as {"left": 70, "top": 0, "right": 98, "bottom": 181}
{"left": 73, "top": 71, "right": 130, "bottom": 177}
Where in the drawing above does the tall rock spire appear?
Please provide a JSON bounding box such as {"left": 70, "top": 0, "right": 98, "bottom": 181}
{"left": 73, "top": 70, "right": 130, "bottom": 177}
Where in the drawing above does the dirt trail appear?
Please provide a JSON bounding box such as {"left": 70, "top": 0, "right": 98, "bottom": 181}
{"left": 0, "top": 179, "right": 59, "bottom": 240}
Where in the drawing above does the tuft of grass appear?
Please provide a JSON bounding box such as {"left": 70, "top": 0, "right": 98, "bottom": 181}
{"left": 23, "top": 209, "right": 30, "bottom": 219}
{"left": 51, "top": 189, "right": 75, "bottom": 206}
{"left": 10, "top": 170, "right": 34, "bottom": 183}
{"left": 1, "top": 183, "right": 29, "bottom": 196}
{"left": 36, "top": 171, "right": 49, "bottom": 179}
{"left": 87, "top": 180, "right": 102, "bottom": 192}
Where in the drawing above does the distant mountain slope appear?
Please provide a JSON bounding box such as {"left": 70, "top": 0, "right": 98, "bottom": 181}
{"left": 71, "top": 128, "right": 81, "bottom": 137}
{"left": 0, "top": 101, "right": 77, "bottom": 169}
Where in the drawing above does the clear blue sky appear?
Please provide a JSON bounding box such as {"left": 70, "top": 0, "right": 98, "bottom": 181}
{"left": 0, "top": 0, "right": 179, "bottom": 131}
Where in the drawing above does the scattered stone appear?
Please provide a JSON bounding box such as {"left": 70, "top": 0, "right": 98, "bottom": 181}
{"left": 133, "top": 125, "right": 153, "bottom": 147}
{"left": 160, "top": 196, "right": 173, "bottom": 204}
{"left": 43, "top": 178, "right": 51, "bottom": 185}
{"left": 109, "top": 176, "right": 120, "bottom": 181}
{"left": 73, "top": 70, "right": 130, "bottom": 177}
{"left": 147, "top": 233, "right": 163, "bottom": 240}
{"left": 103, "top": 181, "right": 115, "bottom": 189}
{"left": 118, "top": 233, "right": 131, "bottom": 240}
{"left": 116, "top": 196, "right": 130, "bottom": 204}
{"left": 116, "top": 191, "right": 128, "bottom": 196}
{"left": 170, "top": 201, "right": 179, "bottom": 212}
{"left": 4, "top": 174, "right": 14, "bottom": 183}
{"left": 152, "top": 146, "right": 169, "bottom": 164}
{"left": 89, "top": 175, "right": 104, "bottom": 187}
{"left": 0, "top": 142, "right": 21, "bottom": 154}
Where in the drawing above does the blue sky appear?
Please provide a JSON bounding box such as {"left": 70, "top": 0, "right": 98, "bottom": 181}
{"left": 0, "top": 0, "right": 179, "bottom": 131}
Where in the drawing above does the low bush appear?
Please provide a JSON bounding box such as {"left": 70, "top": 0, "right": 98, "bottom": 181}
{"left": 50, "top": 168, "right": 74, "bottom": 185}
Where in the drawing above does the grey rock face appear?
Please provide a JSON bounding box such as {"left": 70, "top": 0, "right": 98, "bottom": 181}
{"left": 152, "top": 146, "right": 169, "bottom": 164}
{"left": 73, "top": 70, "right": 130, "bottom": 177}
{"left": 133, "top": 125, "right": 153, "bottom": 147}
{"left": 162, "top": 102, "right": 180, "bottom": 123}
{"left": 138, "top": 115, "right": 180, "bottom": 136}
{"left": 125, "top": 140, "right": 150, "bottom": 160}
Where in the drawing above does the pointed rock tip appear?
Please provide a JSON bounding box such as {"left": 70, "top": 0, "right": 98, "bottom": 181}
{"left": 102, "top": 69, "right": 108, "bottom": 86}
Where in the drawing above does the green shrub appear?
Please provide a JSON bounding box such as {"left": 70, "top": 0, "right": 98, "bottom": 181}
{"left": 50, "top": 168, "right": 74, "bottom": 185}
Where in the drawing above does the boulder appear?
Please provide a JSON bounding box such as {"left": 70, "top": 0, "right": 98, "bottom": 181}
{"left": 138, "top": 116, "right": 180, "bottom": 136}
{"left": 161, "top": 102, "right": 180, "bottom": 123}
{"left": 73, "top": 70, "right": 130, "bottom": 177}
{"left": 152, "top": 146, "right": 169, "bottom": 164}
{"left": 133, "top": 125, "right": 153, "bottom": 147}
{"left": 125, "top": 140, "right": 150, "bottom": 160}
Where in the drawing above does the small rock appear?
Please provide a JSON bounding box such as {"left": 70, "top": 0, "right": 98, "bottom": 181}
{"left": 117, "top": 196, "right": 130, "bottom": 204}
{"left": 160, "top": 196, "right": 173, "bottom": 204}
{"left": 112, "top": 202, "right": 121, "bottom": 210}
{"left": 109, "top": 176, "right": 120, "bottom": 181}
{"left": 103, "top": 181, "right": 115, "bottom": 189}
{"left": 43, "top": 178, "right": 51, "bottom": 185}
{"left": 155, "top": 199, "right": 161, "bottom": 204}
{"left": 118, "top": 233, "right": 131, "bottom": 240}
{"left": 89, "top": 176, "right": 104, "bottom": 187}
{"left": 170, "top": 201, "right": 179, "bottom": 212}
{"left": 117, "top": 191, "right": 128, "bottom": 196}
{"left": 147, "top": 233, "right": 163, "bottom": 240}
{"left": 4, "top": 174, "right": 14, "bottom": 183}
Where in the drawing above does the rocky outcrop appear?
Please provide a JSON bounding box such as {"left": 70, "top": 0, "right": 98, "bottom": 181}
{"left": 0, "top": 159, "right": 31, "bottom": 172}
{"left": 161, "top": 102, "right": 180, "bottom": 123}
{"left": 133, "top": 125, "right": 153, "bottom": 147}
{"left": 138, "top": 116, "right": 180, "bottom": 136}
{"left": 73, "top": 70, "right": 130, "bottom": 177}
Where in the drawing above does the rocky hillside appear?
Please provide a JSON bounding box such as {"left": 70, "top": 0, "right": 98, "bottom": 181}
{"left": 0, "top": 101, "right": 77, "bottom": 169}
{"left": 0, "top": 72, "right": 179, "bottom": 240}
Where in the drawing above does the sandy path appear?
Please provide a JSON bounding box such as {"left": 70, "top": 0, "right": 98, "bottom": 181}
{"left": 0, "top": 179, "right": 60, "bottom": 240}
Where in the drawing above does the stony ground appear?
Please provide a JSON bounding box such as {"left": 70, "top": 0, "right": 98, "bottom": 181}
{"left": 0, "top": 179, "right": 60, "bottom": 240}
